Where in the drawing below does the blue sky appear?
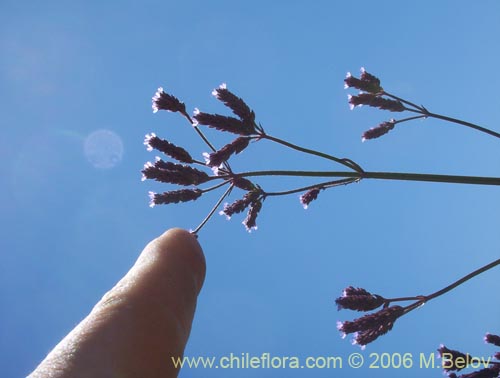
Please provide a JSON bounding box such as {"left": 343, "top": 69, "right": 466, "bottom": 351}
{"left": 1, "top": 1, "right": 500, "bottom": 377}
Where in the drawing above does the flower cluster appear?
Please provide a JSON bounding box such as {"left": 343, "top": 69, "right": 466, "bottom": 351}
{"left": 145, "top": 82, "right": 364, "bottom": 232}
{"left": 438, "top": 334, "right": 500, "bottom": 378}
{"left": 345, "top": 68, "right": 428, "bottom": 141}
{"left": 143, "top": 72, "right": 500, "bottom": 359}
{"left": 337, "top": 305, "right": 404, "bottom": 349}
{"left": 146, "top": 84, "right": 271, "bottom": 232}
{"left": 335, "top": 286, "right": 410, "bottom": 348}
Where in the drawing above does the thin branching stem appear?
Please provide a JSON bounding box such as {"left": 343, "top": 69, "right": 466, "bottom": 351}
{"left": 227, "top": 169, "right": 500, "bottom": 186}
{"left": 384, "top": 91, "right": 500, "bottom": 139}
{"left": 264, "top": 178, "right": 358, "bottom": 197}
{"left": 201, "top": 180, "right": 231, "bottom": 193}
{"left": 260, "top": 133, "right": 361, "bottom": 171}
{"left": 383, "top": 91, "right": 425, "bottom": 111}
{"left": 191, "top": 185, "right": 233, "bottom": 234}
{"left": 401, "top": 258, "right": 500, "bottom": 314}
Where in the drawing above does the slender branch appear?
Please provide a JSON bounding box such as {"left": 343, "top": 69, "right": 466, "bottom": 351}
{"left": 402, "top": 258, "right": 500, "bottom": 314}
{"left": 264, "top": 178, "right": 358, "bottom": 197}
{"left": 181, "top": 109, "right": 234, "bottom": 173}
{"left": 260, "top": 133, "right": 361, "bottom": 171}
{"left": 425, "top": 111, "right": 500, "bottom": 139}
{"left": 425, "top": 258, "right": 500, "bottom": 301}
{"left": 383, "top": 91, "right": 425, "bottom": 111}
{"left": 201, "top": 180, "right": 231, "bottom": 193}
{"left": 228, "top": 169, "right": 500, "bottom": 186}
{"left": 396, "top": 114, "right": 427, "bottom": 124}
{"left": 191, "top": 185, "right": 233, "bottom": 234}
{"left": 384, "top": 91, "right": 500, "bottom": 139}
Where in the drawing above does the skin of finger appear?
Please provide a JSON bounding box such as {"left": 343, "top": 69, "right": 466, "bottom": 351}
{"left": 29, "top": 228, "right": 206, "bottom": 378}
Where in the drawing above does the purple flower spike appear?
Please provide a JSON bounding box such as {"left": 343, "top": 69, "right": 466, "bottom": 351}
{"left": 335, "top": 286, "right": 386, "bottom": 311}
{"left": 362, "top": 120, "right": 396, "bottom": 141}
{"left": 152, "top": 87, "right": 187, "bottom": 115}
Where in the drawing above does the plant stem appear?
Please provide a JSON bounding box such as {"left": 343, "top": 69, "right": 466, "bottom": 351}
{"left": 425, "top": 258, "right": 500, "bottom": 301}
{"left": 384, "top": 91, "right": 500, "bottom": 139}
{"left": 261, "top": 133, "right": 361, "bottom": 171}
{"left": 191, "top": 185, "right": 233, "bottom": 234}
{"left": 383, "top": 91, "right": 425, "bottom": 111}
{"left": 264, "top": 178, "right": 358, "bottom": 197}
{"left": 228, "top": 170, "right": 500, "bottom": 186}
{"left": 403, "top": 258, "right": 500, "bottom": 313}
{"left": 425, "top": 111, "right": 500, "bottom": 139}
{"left": 201, "top": 180, "right": 231, "bottom": 193}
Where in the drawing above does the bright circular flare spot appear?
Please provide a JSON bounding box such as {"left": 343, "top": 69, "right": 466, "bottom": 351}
{"left": 84, "top": 129, "right": 124, "bottom": 169}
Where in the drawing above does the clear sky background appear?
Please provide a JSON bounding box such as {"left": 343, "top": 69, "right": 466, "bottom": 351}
{"left": 1, "top": 1, "right": 500, "bottom": 377}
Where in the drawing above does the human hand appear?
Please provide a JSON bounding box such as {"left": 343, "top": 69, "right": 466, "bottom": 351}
{"left": 29, "top": 228, "right": 206, "bottom": 378}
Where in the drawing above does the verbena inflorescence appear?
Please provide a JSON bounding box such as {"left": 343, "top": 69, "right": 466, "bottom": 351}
{"left": 142, "top": 69, "right": 500, "bottom": 374}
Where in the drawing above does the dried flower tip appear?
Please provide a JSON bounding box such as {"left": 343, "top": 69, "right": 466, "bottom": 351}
{"left": 152, "top": 87, "right": 187, "bottom": 115}
{"left": 335, "top": 286, "right": 385, "bottom": 311}
{"left": 360, "top": 68, "right": 382, "bottom": 92}
{"left": 243, "top": 200, "right": 263, "bottom": 232}
{"left": 231, "top": 177, "right": 255, "bottom": 191}
{"left": 362, "top": 120, "right": 396, "bottom": 141}
{"left": 193, "top": 111, "right": 256, "bottom": 135}
{"left": 344, "top": 68, "right": 383, "bottom": 94}
{"left": 202, "top": 152, "right": 223, "bottom": 175}
{"left": 141, "top": 160, "right": 210, "bottom": 186}
{"left": 338, "top": 306, "right": 404, "bottom": 348}
{"left": 348, "top": 93, "right": 405, "bottom": 112}
{"left": 212, "top": 83, "right": 256, "bottom": 126}
{"left": 144, "top": 133, "right": 193, "bottom": 163}
{"left": 220, "top": 190, "right": 262, "bottom": 219}
{"left": 207, "top": 137, "right": 251, "bottom": 167}
{"left": 485, "top": 333, "right": 500, "bottom": 347}
{"left": 300, "top": 188, "right": 321, "bottom": 209}
{"left": 141, "top": 161, "right": 154, "bottom": 181}
{"left": 438, "top": 345, "right": 471, "bottom": 372}
{"left": 149, "top": 189, "right": 202, "bottom": 207}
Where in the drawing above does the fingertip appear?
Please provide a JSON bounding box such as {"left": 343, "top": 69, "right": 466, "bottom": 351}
{"left": 151, "top": 228, "right": 206, "bottom": 293}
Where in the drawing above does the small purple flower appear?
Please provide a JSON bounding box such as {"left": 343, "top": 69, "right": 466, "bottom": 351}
{"left": 193, "top": 110, "right": 256, "bottom": 135}
{"left": 212, "top": 83, "right": 256, "bottom": 126}
{"left": 141, "top": 160, "right": 210, "bottom": 186}
{"left": 300, "top": 188, "right": 321, "bottom": 209}
{"left": 152, "top": 87, "right": 187, "bottom": 114}
{"left": 243, "top": 200, "right": 263, "bottom": 232}
{"left": 144, "top": 133, "right": 193, "bottom": 163}
{"left": 337, "top": 306, "right": 404, "bottom": 349}
{"left": 149, "top": 189, "right": 203, "bottom": 207}
{"left": 344, "top": 68, "right": 383, "bottom": 94}
{"left": 344, "top": 67, "right": 383, "bottom": 94}
{"left": 348, "top": 93, "right": 405, "bottom": 112}
{"left": 335, "top": 286, "right": 386, "bottom": 312}
{"left": 220, "top": 190, "right": 262, "bottom": 220}
{"left": 206, "top": 137, "right": 251, "bottom": 167}
{"left": 231, "top": 177, "right": 255, "bottom": 191}
{"left": 362, "top": 120, "right": 396, "bottom": 141}
{"left": 438, "top": 345, "right": 471, "bottom": 372}
{"left": 485, "top": 333, "right": 500, "bottom": 347}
